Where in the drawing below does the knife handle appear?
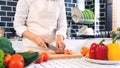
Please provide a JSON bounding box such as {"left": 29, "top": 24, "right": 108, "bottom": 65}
{"left": 45, "top": 42, "right": 49, "bottom": 48}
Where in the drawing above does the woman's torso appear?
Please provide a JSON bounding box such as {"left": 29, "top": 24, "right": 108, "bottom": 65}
{"left": 22, "top": 0, "right": 63, "bottom": 52}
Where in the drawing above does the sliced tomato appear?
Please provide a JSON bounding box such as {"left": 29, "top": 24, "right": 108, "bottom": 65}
{"left": 68, "top": 50, "right": 73, "bottom": 55}
{"left": 63, "top": 49, "right": 69, "bottom": 54}
{"left": 63, "top": 49, "right": 73, "bottom": 54}
{"left": 55, "top": 50, "right": 61, "bottom": 54}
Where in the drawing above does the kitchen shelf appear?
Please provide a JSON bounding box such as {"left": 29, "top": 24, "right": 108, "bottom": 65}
{"left": 79, "top": 19, "right": 94, "bottom": 24}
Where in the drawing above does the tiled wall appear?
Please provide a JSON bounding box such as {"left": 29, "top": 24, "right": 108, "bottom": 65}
{"left": 0, "top": 0, "right": 17, "bottom": 38}
{"left": 0, "top": 0, "right": 107, "bottom": 38}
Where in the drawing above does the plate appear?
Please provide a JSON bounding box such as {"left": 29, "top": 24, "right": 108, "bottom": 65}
{"left": 77, "top": 26, "right": 88, "bottom": 36}
{"left": 71, "top": 7, "right": 83, "bottom": 23}
{"left": 84, "top": 57, "right": 120, "bottom": 65}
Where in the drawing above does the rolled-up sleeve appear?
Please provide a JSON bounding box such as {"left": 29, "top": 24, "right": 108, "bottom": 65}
{"left": 56, "top": 1, "right": 67, "bottom": 38}
{"left": 14, "top": 0, "right": 29, "bottom": 37}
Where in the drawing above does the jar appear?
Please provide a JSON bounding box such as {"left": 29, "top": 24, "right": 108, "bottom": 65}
{"left": 0, "top": 28, "right": 4, "bottom": 37}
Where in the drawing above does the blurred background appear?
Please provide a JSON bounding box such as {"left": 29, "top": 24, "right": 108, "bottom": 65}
{"left": 0, "top": 0, "right": 117, "bottom": 39}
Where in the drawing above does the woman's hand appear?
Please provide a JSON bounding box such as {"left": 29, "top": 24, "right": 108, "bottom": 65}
{"left": 22, "top": 30, "right": 47, "bottom": 48}
{"left": 56, "top": 35, "right": 66, "bottom": 50}
{"left": 33, "top": 35, "right": 48, "bottom": 48}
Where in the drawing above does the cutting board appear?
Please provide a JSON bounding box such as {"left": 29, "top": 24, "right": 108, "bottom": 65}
{"left": 47, "top": 51, "right": 82, "bottom": 60}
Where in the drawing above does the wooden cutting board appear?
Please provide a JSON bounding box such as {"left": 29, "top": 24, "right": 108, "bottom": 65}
{"left": 47, "top": 51, "right": 82, "bottom": 60}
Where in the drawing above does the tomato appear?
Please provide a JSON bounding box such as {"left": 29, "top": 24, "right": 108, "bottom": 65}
{"left": 63, "top": 49, "right": 73, "bottom": 54}
{"left": 35, "top": 52, "right": 50, "bottom": 63}
{"left": 8, "top": 59, "right": 24, "bottom": 68}
{"left": 42, "top": 52, "right": 50, "bottom": 61}
{"left": 35, "top": 54, "right": 44, "bottom": 63}
{"left": 4, "top": 54, "right": 12, "bottom": 67}
{"left": 55, "top": 50, "right": 61, "bottom": 54}
{"left": 8, "top": 54, "right": 24, "bottom": 68}
{"left": 68, "top": 50, "right": 73, "bottom": 55}
{"left": 55, "top": 49, "right": 73, "bottom": 54}
{"left": 63, "top": 49, "right": 68, "bottom": 54}
{"left": 11, "top": 54, "right": 24, "bottom": 62}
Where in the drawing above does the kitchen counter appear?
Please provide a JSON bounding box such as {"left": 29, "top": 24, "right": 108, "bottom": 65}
{"left": 26, "top": 58, "right": 120, "bottom": 68}
{"left": 10, "top": 38, "right": 116, "bottom": 52}
{"left": 10, "top": 38, "right": 120, "bottom": 68}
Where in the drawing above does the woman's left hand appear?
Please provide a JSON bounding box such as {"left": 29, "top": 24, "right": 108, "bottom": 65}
{"left": 56, "top": 35, "right": 66, "bottom": 50}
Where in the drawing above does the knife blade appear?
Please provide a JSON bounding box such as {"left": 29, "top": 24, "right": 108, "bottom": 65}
{"left": 45, "top": 42, "right": 63, "bottom": 53}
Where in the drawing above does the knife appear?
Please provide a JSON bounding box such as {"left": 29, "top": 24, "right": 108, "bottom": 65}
{"left": 45, "top": 42, "right": 63, "bottom": 53}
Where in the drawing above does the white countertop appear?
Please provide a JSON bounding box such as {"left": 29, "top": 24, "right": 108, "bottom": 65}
{"left": 26, "top": 58, "right": 120, "bottom": 68}
{"left": 10, "top": 38, "right": 118, "bottom": 52}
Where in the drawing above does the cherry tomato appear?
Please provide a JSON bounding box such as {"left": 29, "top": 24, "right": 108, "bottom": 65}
{"left": 35, "top": 52, "right": 50, "bottom": 63}
{"left": 42, "top": 52, "right": 50, "bottom": 61}
{"left": 35, "top": 54, "right": 44, "bottom": 63}
{"left": 4, "top": 54, "right": 12, "bottom": 67}
{"left": 8, "top": 59, "right": 24, "bottom": 68}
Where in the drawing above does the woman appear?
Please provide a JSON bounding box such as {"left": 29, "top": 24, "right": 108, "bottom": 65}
{"left": 14, "top": 0, "right": 67, "bottom": 52}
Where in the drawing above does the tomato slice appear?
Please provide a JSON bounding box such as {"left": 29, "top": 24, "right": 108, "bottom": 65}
{"left": 63, "top": 49, "right": 73, "bottom": 54}
{"left": 55, "top": 50, "right": 61, "bottom": 54}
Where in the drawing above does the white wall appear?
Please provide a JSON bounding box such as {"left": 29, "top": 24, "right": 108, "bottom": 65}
{"left": 113, "top": 0, "right": 120, "bottom": 30}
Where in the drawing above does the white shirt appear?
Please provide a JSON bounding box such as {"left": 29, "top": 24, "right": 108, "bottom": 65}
{"left": 14, "top": 0, "right": 67, "bottom": 52}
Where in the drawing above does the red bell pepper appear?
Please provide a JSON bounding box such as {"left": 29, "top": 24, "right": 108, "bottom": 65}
{"left": 96, "top": 39, "right": 108, "bottom": 60}
{"left": 89, "top": 43, "right": 98, "bottom": 59}
{"left": 89, "top": 39, "right": 108, "bottom": 60}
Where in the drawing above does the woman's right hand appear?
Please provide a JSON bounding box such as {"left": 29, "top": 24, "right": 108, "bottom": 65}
{"left": 22, "top": 30, "right": 47, "bottom": 49}
{"left": 33, "top": 35, "right": 48, "bottom": 48}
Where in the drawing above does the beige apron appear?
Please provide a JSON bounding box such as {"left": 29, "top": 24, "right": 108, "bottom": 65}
{"left": 22, "top": 0, "right": 60, "bottom": 52}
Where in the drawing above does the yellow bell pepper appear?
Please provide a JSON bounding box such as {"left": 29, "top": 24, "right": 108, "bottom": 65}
{"left": 107, "top": 35, "right": 120, "bottom": 60}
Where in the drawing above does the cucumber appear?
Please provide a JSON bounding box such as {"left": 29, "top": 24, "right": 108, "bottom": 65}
{"left": 18, "top": 52, "right": 39, "bottom": 66}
